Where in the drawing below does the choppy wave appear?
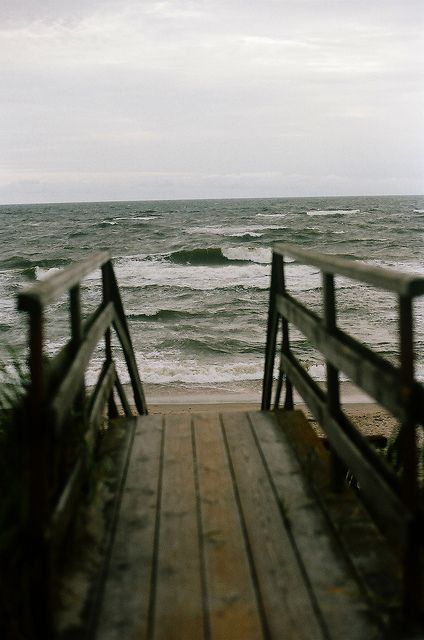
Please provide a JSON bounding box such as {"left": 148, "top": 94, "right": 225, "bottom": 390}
{"left": 136, "top": 355, "right": 264, "bottom": 385}
{"left": 256, "top": 213, "right": 287, "bottom": 218}
{"left": 185, "top": 224, "right": 283, "bottom": 236}
{"left": 127, "top": 309, "right": 199, "bottom": 322}
{"left": 117, "top": 259, "right": 270, "bottom": 291}
{"left": 161, "top": 336, "right": 264, "bottom": 356}
{"left": 114, "top": 216, "right": 158, "bottom": 221}
{"left": 0, "top": 256, "right": 68, "bottom": 271}
{"left": 2, "top": 195, "right": 423, "bottom": 396}
{"left": 307, "top": 209, "right": 360, "bottom": 216}
{"left": 166, "top": 247, "right": 246, "bottom": 266}
{"left": 35, "top": 266, "right": 62, "bottom": 281}
{"left": 163, "top": 246, "right": 271, "bottom": 266}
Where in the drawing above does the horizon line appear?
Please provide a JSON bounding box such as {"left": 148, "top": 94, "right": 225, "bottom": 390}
{"left": 1, "top": 192, "right": 423, "bottom": 207}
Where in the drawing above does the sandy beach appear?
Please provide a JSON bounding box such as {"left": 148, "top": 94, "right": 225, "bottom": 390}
{"left": 141, "top": 378, "right": 399, "bottom": 441}
{"left": 148, "top": 401, "right": 397, "bottom": 439}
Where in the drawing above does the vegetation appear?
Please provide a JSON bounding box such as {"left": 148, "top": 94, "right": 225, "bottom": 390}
{"left": 0, "top": 348, "right": 32, "bottom": 638}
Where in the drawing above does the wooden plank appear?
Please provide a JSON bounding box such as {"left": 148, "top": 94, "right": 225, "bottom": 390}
{"left": 114, "top": 372, "right": 133, "bottom": 417}
{"left": 95, "top": 415, "right": 164, "bottom": 640}
{"left": 107, "top": 261, "right": 148, "bottom": 415}
{"left": 18, "top": 250, "right": 110, "bottom": 310}
{"left": 47, "top": 457, "right": 85, "bottom": 555}
{"left": 261, "top": 253, "right": 281, "bottom": 410}
{"left": 193, "top": 412, "right": 265, "bottom": 639}
{"left": 50, "top": 302, "right": 115, "bottom": 432}
{"left": 88, "top": 361, "right": 116, "bottom": 429}
{"left": 250, "top": 410, "right": 381, "bottom": 639}
{"left": 276, "top": 292, "right": 409, "bottom": 422}
{"left": 221, "top": 411, "right": 326, "bottom": 640}
{"left": 274, "top": 242, "right": 424, "bottom": 296}
{"left": 280, "top": 352, "right": 410, "bottom": 550}
{"left": 277, "top": 410, "right": 404, "bottom": 617}
{"left": 113, "top": 313, "right": 147, "bottom": 416}
{"left": 153, "top": 413, "right": 205, "bottom": 640}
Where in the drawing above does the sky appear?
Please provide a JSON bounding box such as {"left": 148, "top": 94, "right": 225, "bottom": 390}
{"left": 0, "top": 0, "right": 423, "bottom": 203}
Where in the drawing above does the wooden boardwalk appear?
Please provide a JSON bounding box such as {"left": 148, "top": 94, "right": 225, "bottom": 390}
{"left": 14, "top": 249, "right": 424, "bottom": 638}
{"left": 95, "top": 409, "right": 403, "bottom": 640}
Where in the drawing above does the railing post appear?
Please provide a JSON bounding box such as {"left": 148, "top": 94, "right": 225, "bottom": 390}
{"left": 102, "top": 262, "right": 119, "bottom": 418}
{"left": 262, "top": 252, "right": 279, "bottom": 410}
{"left": 26, "top": 303, "right": 52, "bottom": 636}
{"left": 70, "top": 284, "right": 88, "bottom": 420}
{"left": 398, "top": 294, "right": 420, "bottom": 618}
{"left": 322, "top": 272, "right": 344, "bottom": 491}
{"left": 106, "top": 261, "right": 148, "bottom": 415}
{"left": 278, "top": 255, "right": 293, "bottom": 410}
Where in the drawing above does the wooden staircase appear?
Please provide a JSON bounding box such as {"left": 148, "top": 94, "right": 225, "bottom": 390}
{"left": 93, "top": 409, "right": 405, "bottom": 640}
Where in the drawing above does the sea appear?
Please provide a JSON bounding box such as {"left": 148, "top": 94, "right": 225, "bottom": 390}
{"left": 0, "top": 195, "right": 423, "bottom": 404}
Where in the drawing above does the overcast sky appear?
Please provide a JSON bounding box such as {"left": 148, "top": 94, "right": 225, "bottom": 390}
{"left": 1, "top": 0, "right": 423, "bottom": 203}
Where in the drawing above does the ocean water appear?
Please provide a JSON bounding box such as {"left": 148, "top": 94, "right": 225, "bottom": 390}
{"left": 0, "top": 195, "right": 423, "bottom": 402}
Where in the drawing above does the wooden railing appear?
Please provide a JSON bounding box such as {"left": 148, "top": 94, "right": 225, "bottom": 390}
{"left": 17, "top": 250, "right": 147, "bottom": 635}
{"left": 262, "top": 243, "right": 424, "bottom": 616}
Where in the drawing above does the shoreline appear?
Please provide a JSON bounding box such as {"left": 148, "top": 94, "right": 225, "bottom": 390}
{"left": 139, "top": 380, "right": 376, "bottom": 406}
{"left": 147, "top": 401, "right": 397, "bottom": 439}
{"left": 121, "top": 381, "right": 398, "bottom": 438}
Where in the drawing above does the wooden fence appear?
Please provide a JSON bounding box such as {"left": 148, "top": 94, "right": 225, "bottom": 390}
{"left": 17, "top": 250, "right": 147, "bottom": 634}
{"left": 262, "top": 243, "right": 424, "bottom": 615}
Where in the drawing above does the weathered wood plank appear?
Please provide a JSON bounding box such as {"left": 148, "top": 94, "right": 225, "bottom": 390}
{"left": 153, "top": 413, "right": 205, "bottom": 640}
{"left": 250, "top": 410, "right": 381, "bottom": 639}
{"left": 107, "top": 261, "right": 148, "bottom": 415}
{"left": 18, "top": 250, "right": 110, "bottom": 310}
{"left": 113, "top": 313, "right": 147, "bottom": 416}
{"left": 114, "top": 372, "right": 133, "bottom": 417}
{"left": 50, "top": 302, "right": 115, "bottom": 432}
{"left": 280, "top": 352, "right": 410, "bottom": 551}
{"left": 47, "top": 457, "right": 85, "bottom": 555}
{"left": 276, "top": 292, "right": 413, "bottom": 422}
{"left": 277, "top": 410, "right": 404, "bottom": 618}
{"left": 193, "top": 412, "right": 265, "bottom": 639}
{"left": 95, "top": 415, "right": 163, "bottom": 640}
{"left": 88, "top": 361, "right": 116, "bottom": 429}
{"left": 222, "top": 411, "right": 326, "bottom": 640}
{"left": 274, "top": 242, "right": 424, "bottom": 296}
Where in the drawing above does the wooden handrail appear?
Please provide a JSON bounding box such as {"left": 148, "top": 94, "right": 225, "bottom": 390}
{"left": 273, "top": 243, "right": 424, "bottom": 296}
{"left": 17, "top": 251, "right": 147, "bottom": 636}
{"left": 18, "top": 250, "right": 111, "bottom": 310}
{"left": 262, "top": 246, "right": 424, "bottom": 617}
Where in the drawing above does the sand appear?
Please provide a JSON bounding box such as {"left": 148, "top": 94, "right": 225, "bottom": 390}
{"left": 148, "top": 401, "right": 398, "bottom": 440}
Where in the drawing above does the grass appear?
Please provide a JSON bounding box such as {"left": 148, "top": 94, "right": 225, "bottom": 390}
{"left": 0, "top": 348, "right": 33, "bottom": 638}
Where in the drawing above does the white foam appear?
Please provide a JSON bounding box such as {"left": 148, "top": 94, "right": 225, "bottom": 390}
{"left": 185, "top": 225, "right": 284, "bottom": 236}
{"left": 256, "top": 213, "right": 287, "bottom": 218}
{"left": 307, "top": 364, "right": 348, "bottom": 382}
{"left": 115, "top": 257, "right": 270, "bottom": 291}
{"left": 85, "top": 354, "right": 264, "bottom": 386}
{"left": 413, "top": 209, "right": 424, "bottom": 213}
{"left": 306, "top": 209, "right": 360, "bottom": 216}
{"left": 370, "top": 259, "right": 424, "bottom": 276}
{"left": 114, "top": 216, "right": 158, "bottom": 221}
{"left": 35, "top": 266, "right": 62, "bottom": 281}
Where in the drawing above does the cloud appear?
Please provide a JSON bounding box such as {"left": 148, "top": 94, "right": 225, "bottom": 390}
{"left": 0, "top": 0, "right": 423, "bottom": 202}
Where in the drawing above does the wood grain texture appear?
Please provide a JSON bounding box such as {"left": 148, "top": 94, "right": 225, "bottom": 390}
{"left": 250, "top": 410, "right": 381, "bottom": 640}
{"left": 153, "top": 413, "right": 205, "bottom": 640}
{"left": 193, "top": 412, "right": 264, "bottom": 640}
{"left": 95, "top": 415, "right": 163, "bottom": 640}
{"left": 222, "top": 411, "right": 325, "bottom": 640}
{"left": 277, "top": 410, "right": 403, "bottom": 620}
